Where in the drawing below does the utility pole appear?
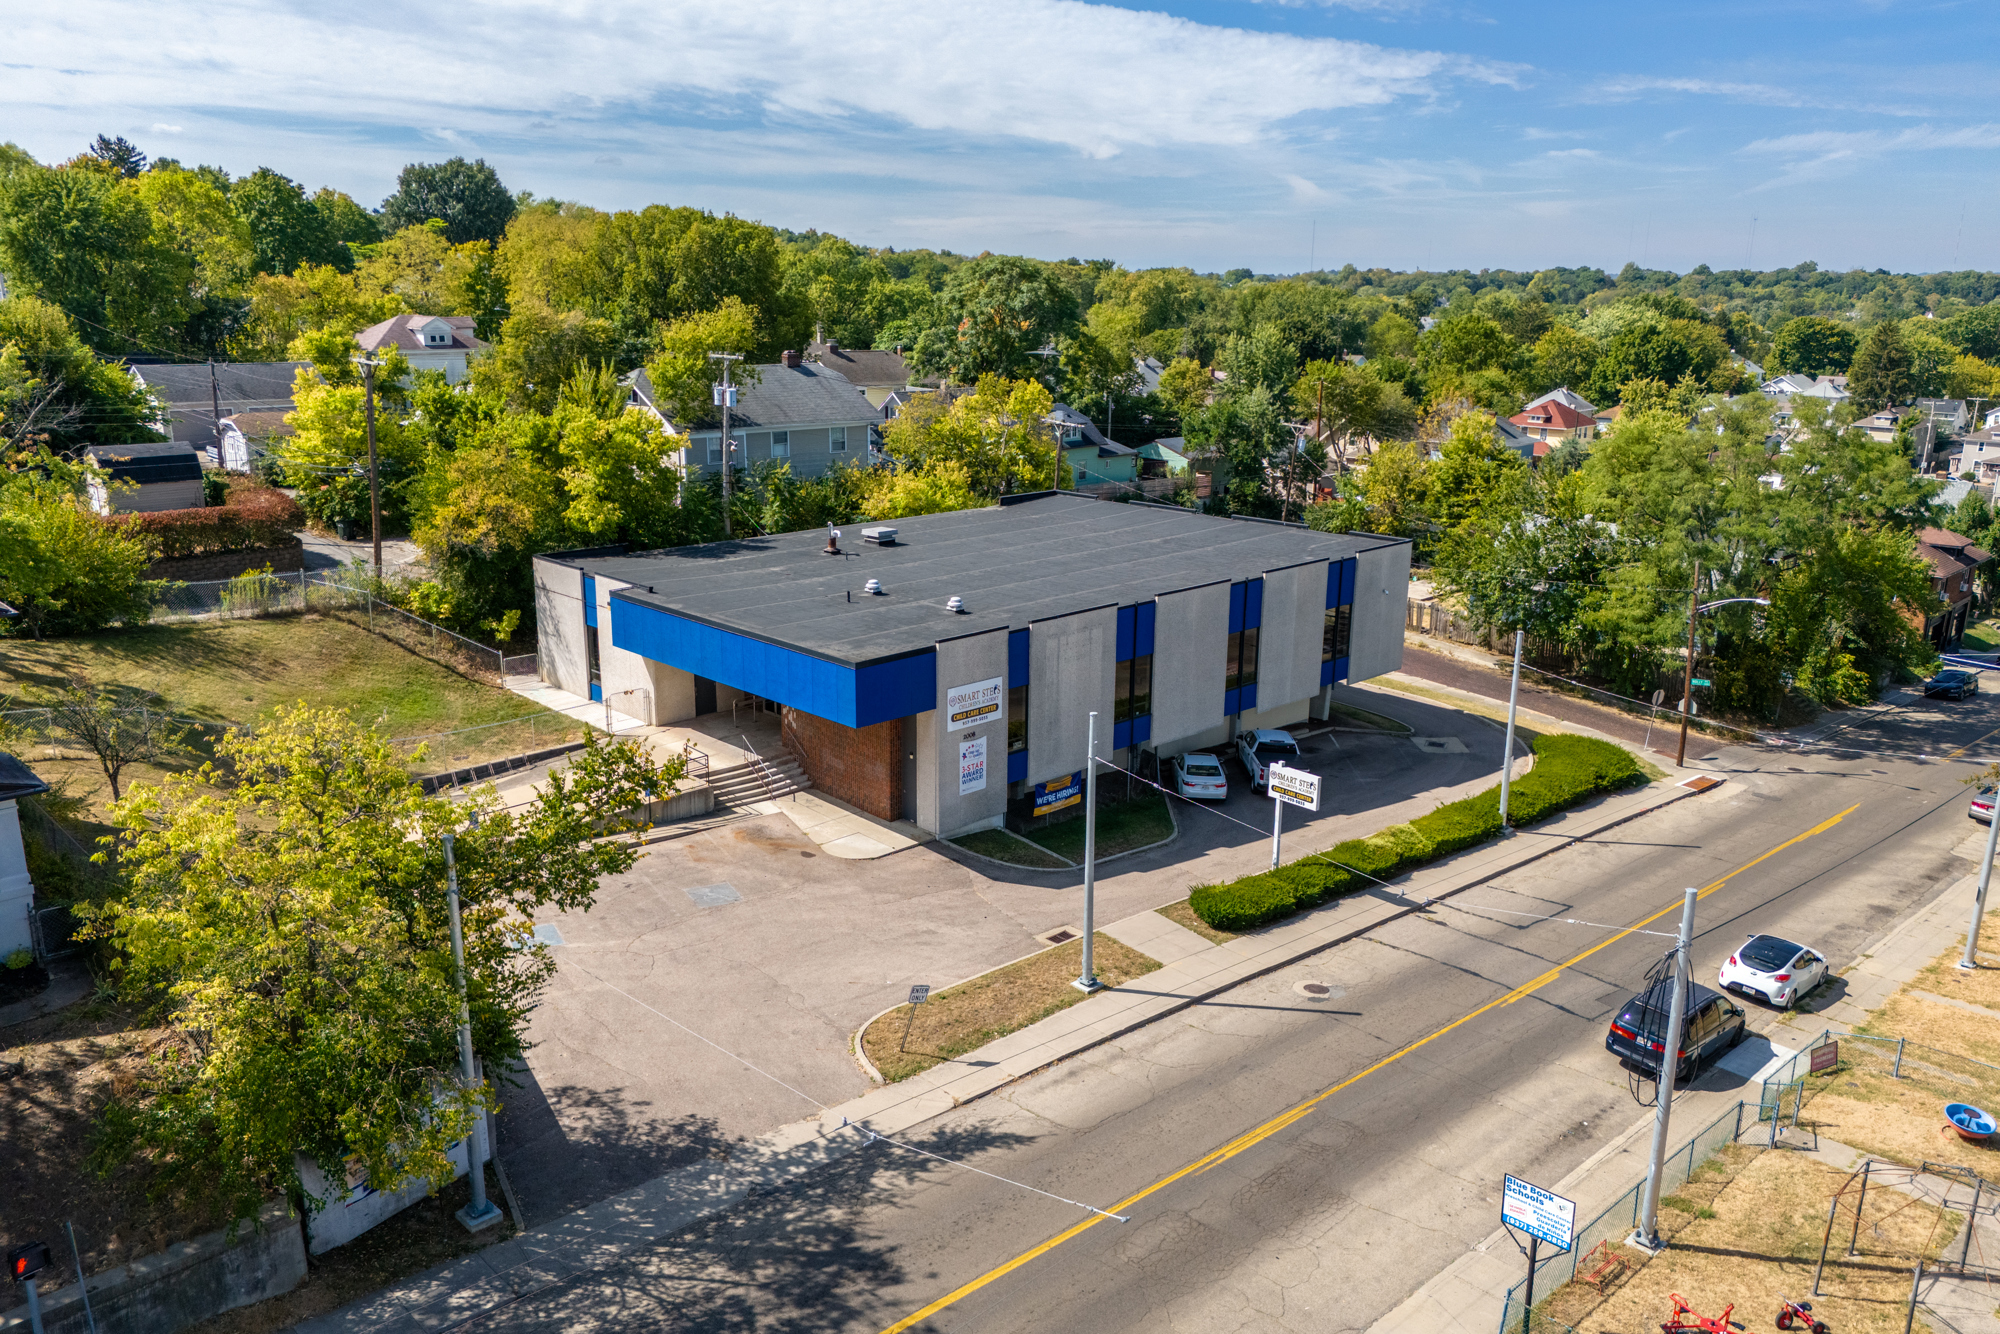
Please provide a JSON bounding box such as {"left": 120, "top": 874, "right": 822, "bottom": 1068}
{"left": 353, "top": 356, "right": 383, "bottom": 579}
{"left": 1676, "top": 559, "right": 1700, "bottom": 768}
{"left": 1074, "top": 711, "right": 1102, "bottom": 993}
{"left": 1963, "top": 776, "right": 1999, "bottom": 971}
{"left": 708, "top": 352, "right": 742, "bottom": 538}
{"left": 1498, "top": 628, "right": 1524, "bottom": 834}
{"left": 443, "top": 825, "right": 503, "bottom": 1233}
{"left": 1634, "top": 887, "right": 1698, "bottom": 1250}
{"left": 208, "top": 359, "right": 223, "bottom": 469}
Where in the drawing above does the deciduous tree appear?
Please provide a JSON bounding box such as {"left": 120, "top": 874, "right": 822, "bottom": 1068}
{"left": 381, "top": 157, "right": 516, "bottom": 247}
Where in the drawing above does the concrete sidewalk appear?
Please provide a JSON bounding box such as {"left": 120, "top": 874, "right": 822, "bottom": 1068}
{"left": 1365, "top": 849, "right": 1986, "bottom": 1334}
{"left": 292, "top": 775, "right": 1713, "bottom": 1334}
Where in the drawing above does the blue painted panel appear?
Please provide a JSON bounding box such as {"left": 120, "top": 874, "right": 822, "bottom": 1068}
{"left": 1228, "top": 582, "right": 1246, "bottom": 634}
{"left": 1242, "top": 683, "right": 1258, "bottom": 711}
{"left": 1136, "top": 602, "right": 1156, "bottom": 658}
{"left": 1113, "top": 718, "right": 1132, "bottom": 751}
{"left": 588, "top": 682, "right": 602, "bottom": 702}
{"left": 1008, "top": 749, "right": 1028, "bottom": 784}
{"left": 1342, "top": 557, "right": 1356, "bottom": 606}
{"left": 1321, "top": 659, "right": 1335, "bottom": 688}
{"left": 1009, "top": 628, "right": 1030, "bottom": 685}
{"left": 1132, "top": 714, "right": 1152, "bottom": 747}
{"left": 1245, "top": 578, "right": 1264, "bottom": 628}
{"left": 609, "top": 597, "right": 934, "bottom": 729}
{"left": 1325, "top": 563, "right": 1340, "bottom": 609}
{"left": 1223, "top": 686, "right": 1240, "bottom": 716}
{"left": 582, "top": 576, "right": 597, "bottom": 628}
{"left": 1116, "top": 605, "right": 1136, "bottom": 663}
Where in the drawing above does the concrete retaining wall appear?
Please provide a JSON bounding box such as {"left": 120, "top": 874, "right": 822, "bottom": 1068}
{"left": 143, "top": 540, "right": 305, "bottom": 583}
{"left": 0, "top": 1199, "right": 305, "bottom": 1334}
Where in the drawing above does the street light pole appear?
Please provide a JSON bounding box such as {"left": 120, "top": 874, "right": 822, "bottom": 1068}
{"left": 1963, "top": 787, "right": 1999, "bottom": 971}
{"left": 443, "top": 825, "right": 503, "bottom": 1232}
{"left": 1074, "top": 711, "right": 1102, "bottom": 992}
{"left": 1499, "top": 628, "right": 1524, "bottom": 834}
{"left": 1677, "top": 559, "right": 1700, "bottom": 768}
{"left": 1635, "top": 887, "right": 1698, "bottom": 1250}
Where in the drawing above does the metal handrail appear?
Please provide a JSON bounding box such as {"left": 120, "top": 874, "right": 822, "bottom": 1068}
{"left": 739, "top": 735, "right": 792, "bottom": 803}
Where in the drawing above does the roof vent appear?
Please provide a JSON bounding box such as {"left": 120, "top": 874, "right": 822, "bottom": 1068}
{"left": 861, "top": 526, "right": 898, "bottom": 545}
{"left": 865, "top": 578, "right": 883, "bottom": 595}
{"left": 946, "top": 595, "right": 965, "bottom": 614}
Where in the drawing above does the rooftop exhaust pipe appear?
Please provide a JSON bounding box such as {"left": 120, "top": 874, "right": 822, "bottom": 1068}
{"left": 946, "top": 595, "right": 965, "bottom": 614}
{"left": 865, "top": 578, "right": 883, "bottom": 595}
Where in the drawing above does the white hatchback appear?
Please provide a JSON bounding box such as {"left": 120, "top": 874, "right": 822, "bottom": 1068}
{"left": 1170, "top": 752, "right": 1229, "bottom": 801}
{"left": 1718, "top": 934, "right": 1828, "bottom": 1008}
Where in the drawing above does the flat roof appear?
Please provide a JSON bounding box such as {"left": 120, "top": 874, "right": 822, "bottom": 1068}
{"left": 555, "top": 493, "right": 1407, "bottom": 667}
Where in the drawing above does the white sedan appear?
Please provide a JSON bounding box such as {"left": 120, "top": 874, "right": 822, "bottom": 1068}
{"left": 1170, "top": 752, "right": 1229, "bottom": 801}
{"left": 1718, "top": 934, "right": 1828, "bottom": 1008}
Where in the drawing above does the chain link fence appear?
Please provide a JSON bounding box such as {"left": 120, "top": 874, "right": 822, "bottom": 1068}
{"left": 1496, "top": 1100, "right": 1749, "bottom": 1334}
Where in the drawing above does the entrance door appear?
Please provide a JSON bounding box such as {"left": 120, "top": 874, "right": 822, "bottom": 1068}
{"left": 900, "top": 717, "right": 918, "bottom": 822}
{"left": 694, "top": 676, "right": 717, "bottom": 715}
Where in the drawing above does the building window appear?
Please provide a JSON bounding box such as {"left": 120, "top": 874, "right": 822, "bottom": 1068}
{"left": 1115, "top": 654, "right": 1152, "bottom": 723}
{"left": 586, "top": 624, "right": 602, "bottom": 691}
{"left": 770, "top": 430, "right": 790, "bottom": 459}
{"left": 706, "top": 436, "right": 723, "bottom": 464}
{"left": 1323, "top": 605, "right": 1352, "bottom": 662}
{"left": 1008, "top": 684, "right": 1028, "bottom": 752}
{"left": 1226, "top": 628, "right": 1259, "bottom": 690}
{"left": 830, "top": 425, "right": 847, "bottom": 453}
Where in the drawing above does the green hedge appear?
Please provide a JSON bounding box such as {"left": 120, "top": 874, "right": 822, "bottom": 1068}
{"left": 1188, "top": 734, "right": 1645, "bottom": 932}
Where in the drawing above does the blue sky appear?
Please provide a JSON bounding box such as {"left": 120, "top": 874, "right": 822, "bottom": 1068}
{"left": 8, "top": 0, "right": 1998, "bottom": 274}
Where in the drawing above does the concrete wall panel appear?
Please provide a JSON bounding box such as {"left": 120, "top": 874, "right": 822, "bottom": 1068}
{"left": 1346, "top": 541, "right": 1412, "bottom": 682}
{"left": 532, "top": 558, "right": 587, "bottom": 698}
{"left": 1026, "top": 607, "right": 1117, "bottom": 788}
{"left": 928, "top": 629, "right": 1010, "bottom": 836}
{"left": 1255, "top": 559, "right": 1329, "bottom": 710}
{"left": 1149, "top": 581, "right": 1229, "bottom": 752}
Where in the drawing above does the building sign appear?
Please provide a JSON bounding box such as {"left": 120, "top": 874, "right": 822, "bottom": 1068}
{"left": 959, "top": 737, "right": 988, "bottom": 796}
{"left": 1033, "top": 771, "right": 1083, "bottom": 815}
{"left": 1810, "top": 1041, "right": 1839, "bottom": 1074}
{"left": 1501, "top": 1175, "right": 1575, "bottom": 1252}
{"left": 1268, "top": 763, "right": 1320, "bottom": 811}
{"left": 947, "top": 676, "right": 1004, "bottom": 727}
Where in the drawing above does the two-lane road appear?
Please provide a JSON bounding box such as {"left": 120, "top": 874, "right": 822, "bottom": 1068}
{"left": 466, "top": 689, "right": 1997, "bottom": 1334}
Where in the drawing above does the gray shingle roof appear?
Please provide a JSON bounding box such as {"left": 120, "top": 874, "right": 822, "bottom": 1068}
{"left": 807, "top": 343, "right": 931, "bottom": 390}
{"left": 85, "top": 441, "right": 204, "bottom": 484}
{"left": 132, "top": 361, "right": 309, "bottom": 406}
{"left": 628, "top": 364, "right": 877, "bottom": 431}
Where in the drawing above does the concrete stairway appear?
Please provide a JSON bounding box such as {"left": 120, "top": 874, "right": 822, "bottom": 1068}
{"left": 705, "top": 753, "right": 812, "bottom": 809}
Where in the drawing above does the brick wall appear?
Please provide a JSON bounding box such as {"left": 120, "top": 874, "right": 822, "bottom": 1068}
{"left": 143, "top": 540, "right": 305, "bottom": 583}
{"left": 782, "top": 707, "right": 902, "bottom": 821}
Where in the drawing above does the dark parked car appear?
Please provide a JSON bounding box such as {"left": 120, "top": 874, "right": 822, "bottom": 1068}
{"left": 1605, "top": 980, "right": 1748, "bottom": 1082}
{"left": 1924, "top": 669, "right": 1981, "bottom": 700}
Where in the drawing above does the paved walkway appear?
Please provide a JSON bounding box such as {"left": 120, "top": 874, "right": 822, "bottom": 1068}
{"left": 292, "top": 775, "right": 1713, "bottom": 1333}
{"left": 1366, "top": 850, "right": 1989, "bottom": 1334}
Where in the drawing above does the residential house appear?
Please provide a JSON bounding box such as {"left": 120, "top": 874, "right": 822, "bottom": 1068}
{"left": 1132, "top": 355, "right": 1166, "bottom": 396}
{"left": 1761, "top": 373, "right": 1850, "bottom": 402}
{"left": 128, "top": 360, "right": 307, "bottom": 459}
{"left": 354, "top": 314, "right": 488, "bottom": 383}
{"left": 1137, "top": 437, "right": 1190, "bottom": 479}
{"left": 0, "top": 753, "right": 49, "bottom": 964}
{"left": 1523, "top": 387, "right": 1598, "bottom": 417}
{"left": 1593, "top": 404, "right": 1623, "bottom": 434}
{"left": 625, "top": 351, "right": 879, "bottom": 480}
{"left": 1509, "top": 398, "right": 1596, "bottom": 446}
{"left": 1913, "top": 526, "right": 1992, "bottom": 648}
{"left": 1950, "top": 431, "right": 2000, "bottom": 481}
{"left": 1048, "top": 404, "right": 1139, "bottom": 489}
{"left": 806, "top": 341, "right": 937, "bottom": 408}
{"left": 1916, "top": 398, "right": 1971, "bottom": 435}
{"left": 84, "top": 440, "right": 205, "bottom": 513}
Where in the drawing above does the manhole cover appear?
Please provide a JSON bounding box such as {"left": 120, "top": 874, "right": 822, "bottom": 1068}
{"left": 1293, "top": 980, "right": 1343, "bottom": 1001}
{"left": 1036, "top": 926, "right": 1080, "bottom": 947}
{"left": 684, "top": 882, "right": 743, "bottom": 908}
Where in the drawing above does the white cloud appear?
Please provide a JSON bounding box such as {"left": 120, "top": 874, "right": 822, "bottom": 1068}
{"left": 1543, "top": 148, "right": 1598, "bottom": 158}
{"left": 1284, "top": 172, "right": 1332, "bottom": 200}
{"left": 150, "top": 121, "right": 182, "bottom": 133}
{"left": 1589, "top": 75, "right": 1925, "bottom": 118}
{"left": 1741, "top": 123, "right": 2000, "bottom": 157}
{"left": 6, "top": 0, "right": 1519, "bottom": 160}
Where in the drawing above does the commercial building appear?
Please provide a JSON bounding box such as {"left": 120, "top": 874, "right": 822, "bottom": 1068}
{"left": 533, "top": 493, "right": 1410, "bottom": 840}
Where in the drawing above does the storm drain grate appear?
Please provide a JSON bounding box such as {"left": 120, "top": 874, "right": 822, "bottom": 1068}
{"left": 1677, "top": 775, "right": 1725, "bottom": 793}
{"left": 684, "top": 882, "right": 744, "bottom": 908}
{"left": 1035, "top": 927, "right": 1080, "bottom": 947}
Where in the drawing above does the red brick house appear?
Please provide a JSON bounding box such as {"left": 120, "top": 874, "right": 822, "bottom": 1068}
{"left": 1508, "top": 399, "right": 1596, "bottom": 445}
{"left": 1915, "top": 526, "right": 1993, "bottom": 648}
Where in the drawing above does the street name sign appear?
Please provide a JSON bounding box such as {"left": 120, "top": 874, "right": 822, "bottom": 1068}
{"left": 1267, "top": 762, "right": 1320, "bottom": 811}
{"left": 1501, "top": 1175, "right": 1575, "bottom": 1251}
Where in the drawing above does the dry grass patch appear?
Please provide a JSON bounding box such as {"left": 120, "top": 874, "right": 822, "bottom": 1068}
{"left": 1158, "top": 899, "right": 1237, "bottom": 945}
{"left": 1563, "top": 1149, "right": 1951, "bottom": 1334}
{"left": 862, "top": 934, "right": 1161, "bottom": 1082}
{"left": 1906, "top": 913, "right": 2000, "bottom": 1013}
{"left": 1862, "top": 991, "right": 2000, "bottom": 1067}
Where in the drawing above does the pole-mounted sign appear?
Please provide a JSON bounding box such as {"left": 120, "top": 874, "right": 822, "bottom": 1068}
{"left": 1267, "top": 762, "right": 1320, "bottom": 810}
{"left": 1501, "top": 1174, "right": 1574, "bottom": 1334}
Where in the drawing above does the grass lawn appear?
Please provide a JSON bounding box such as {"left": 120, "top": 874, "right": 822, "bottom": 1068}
{"left": 1158, "top": 899, "right": 1237, "bottom": 944}
{"left": 861, "top": 934, "right": 1161, "bottom": 1082}
{"left": 3, "top": 615, "right": 578, "bottom": 826}
{"left": 948, "top": 828, "right": 1073, "bottom": 869}
{"left": 1022, "top": 792, "right": 1174, "bottom": 862}
{"left": 1964, "top": 618, "right": 2000, "bottom": 652}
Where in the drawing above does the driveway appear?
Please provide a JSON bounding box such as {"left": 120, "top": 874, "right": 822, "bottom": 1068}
{"left": 497, "top": 683, "right": 1516, "bottom": 1225}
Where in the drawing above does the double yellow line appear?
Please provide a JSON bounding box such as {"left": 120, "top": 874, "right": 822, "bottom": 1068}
{"left": 876, "top": 802, "right": 1859, "bottom": 1334}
